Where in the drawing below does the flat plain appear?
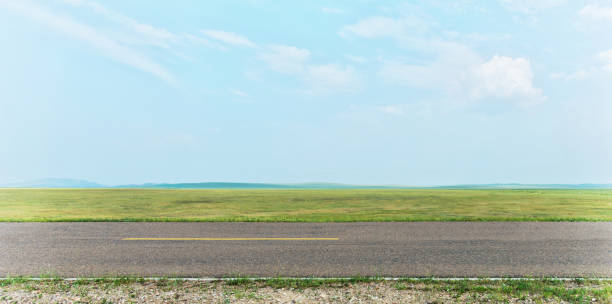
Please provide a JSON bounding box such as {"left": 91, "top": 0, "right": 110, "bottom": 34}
{"left": 0, "top": 188, "right": 610, "bottom": 221}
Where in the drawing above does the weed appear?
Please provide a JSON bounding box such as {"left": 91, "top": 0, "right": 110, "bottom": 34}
{"left": 394, "top": 282, "right": 408, "bottom": 290}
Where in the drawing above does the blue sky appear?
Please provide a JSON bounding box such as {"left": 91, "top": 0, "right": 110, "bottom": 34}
{"left": 1, "top": 0, "right": 611, "bottom": 185}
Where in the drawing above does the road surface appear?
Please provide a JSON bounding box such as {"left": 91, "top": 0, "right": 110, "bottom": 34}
{"left": 1, "top": 222, "right": 610, "bottom": 277}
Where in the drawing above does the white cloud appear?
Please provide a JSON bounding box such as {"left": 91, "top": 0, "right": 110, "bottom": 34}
{"left": 258, "top": 45, "right": 310, "bottom": 74}
{"left": 322, "top": 7, "right": 345, "bottom": 14}
{"left": 599, "top": 49, "right": 612, "bottom": 71}
{"left": 0, "top": 0, "right": 176, "bottom": 85}
{"left": 305, "top": 64, "right": 360, "bottom": 93}
{"left": 343, "top": 10, "right": 545, "bottom": 106}
{"left": 579, "top": 4, "right": 612, "bottom": 21}
{"left": 500, "top": 0, "right": 565, "bottom": 13}
{"left": 200, "top": 30, "right": 256, "bottom": 48}
{"left": 340, "top": 16, "right": 429, "bottom": 41}
{"left": 470, "top": 56, "right": 544, "bottom": 104}
{"left": 380, "top": 54, "right": 545, "bottom": 106}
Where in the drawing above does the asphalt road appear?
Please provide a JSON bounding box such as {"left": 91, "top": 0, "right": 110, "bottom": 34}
{"left": 1, "top": 222, "right": 610, "bottom": 277}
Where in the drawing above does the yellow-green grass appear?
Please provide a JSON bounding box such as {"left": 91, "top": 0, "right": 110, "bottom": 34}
{"left": 0, "top": 188, "right": 610, "bottom": 222}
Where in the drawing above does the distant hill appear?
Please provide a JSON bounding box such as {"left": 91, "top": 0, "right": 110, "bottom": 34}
{"left": 2, "top": 178, "right": 104, "bottom": 188}
{"left": 114, "top": 182, "right": 397, "bottom": 189}
{"left": 429, "top": 183, "right": 612, "bottom": 189}
{"left": 2, "top": 180, "right": 611, "bottom": 189}
{"left": 115, "top": 182, "right": 612, "bottom": 189}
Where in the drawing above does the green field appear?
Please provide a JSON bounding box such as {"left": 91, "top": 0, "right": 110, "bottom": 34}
{"left": 0, "top": 188, "right": 610, "bottom": 222}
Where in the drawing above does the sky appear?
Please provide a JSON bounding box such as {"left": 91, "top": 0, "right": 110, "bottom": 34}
{"left": 1, "top": 0, "right": 611, "bottom": 186}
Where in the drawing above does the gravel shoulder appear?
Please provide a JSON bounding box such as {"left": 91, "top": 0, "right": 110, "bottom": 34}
{"left": 1, "top": 278, "right": 610, "bottom": 303}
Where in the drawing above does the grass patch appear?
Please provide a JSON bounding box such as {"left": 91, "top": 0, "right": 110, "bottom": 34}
{"left": 389, "top": 278, "right": 612, "bottom": 303}
{"left": 0, "top": 188, "right": 610, "bottom": 222}
{"left": 225, "top": 276, "right": 383, "bottom": 289}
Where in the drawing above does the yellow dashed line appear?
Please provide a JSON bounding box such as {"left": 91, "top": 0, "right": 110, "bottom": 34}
{"left": 122, "top": 237, "right": 339, "bottom": 241}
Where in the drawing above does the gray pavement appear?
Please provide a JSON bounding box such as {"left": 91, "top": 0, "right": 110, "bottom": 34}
{"left": 1, "top": 222, "right": 610, "bottom": 277}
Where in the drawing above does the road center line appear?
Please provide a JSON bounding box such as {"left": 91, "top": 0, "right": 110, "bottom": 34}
{"left": 122, "top": 237, "right": 339, "bottom": 241}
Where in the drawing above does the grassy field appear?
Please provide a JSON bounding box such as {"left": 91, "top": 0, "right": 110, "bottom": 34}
{"left": 0, "top": 188, "right": 610, "bottom": 222}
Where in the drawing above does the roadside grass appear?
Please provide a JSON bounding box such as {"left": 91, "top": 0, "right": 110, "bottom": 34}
{"left": 1, "top": 276, "right": 610, "bottom": 303}
{"left": 0, "top": 188, "right": 611, "bottom": 222}
{"left": 392, "top": 278, "right": 612, "bottom": 303}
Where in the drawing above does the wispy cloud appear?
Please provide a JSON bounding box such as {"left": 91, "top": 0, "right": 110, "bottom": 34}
{"left": 201, "top": 30, "right": 257, "bottom": 48}
{"left": 60, "top": 0, "right": 225, "bottom": 52}
{"left": 233, "top": 90, "right": 249, "bottom": 97}
{"left": 345, "top": 55, "right": 366, "bottom": 63}
{"left": 340, "top": 16, "right": 429, "bottom": 41}
{"left": 322, "top": 7, "right": 345, "bottom": 14}
{"left": 378, "top": 105, "right": 406, "bottom": 116}
{"left": 0, "top": 0, "right": 176, "bottom": 85}
{"left": 579, "top": 4, "right": 612, "bottom": 22}
{"left": 305, "top": 64, "right": 361, "bottom": 93}
{"left": 60, "top": 0, "right": 178, "bottom": 49}
{"left": 500, "top": 0, "right": 566, "bottom": 13}
{"left": 182, "top": 33, "right": 226, "bottom": 51}
{"left": 599, "top": 49, "right": 612, "bottom": 71}
{"left": 258, "top": 45, "right": 360, "bottom": 93}
{"left": 550, "top": 69, "right": 588, "bottom": 81}
{"left": 258, "top": 45, "right": 310, "bottom": 74}
{"left": 548, "top": 49, "right": 612, "bottom": 81}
